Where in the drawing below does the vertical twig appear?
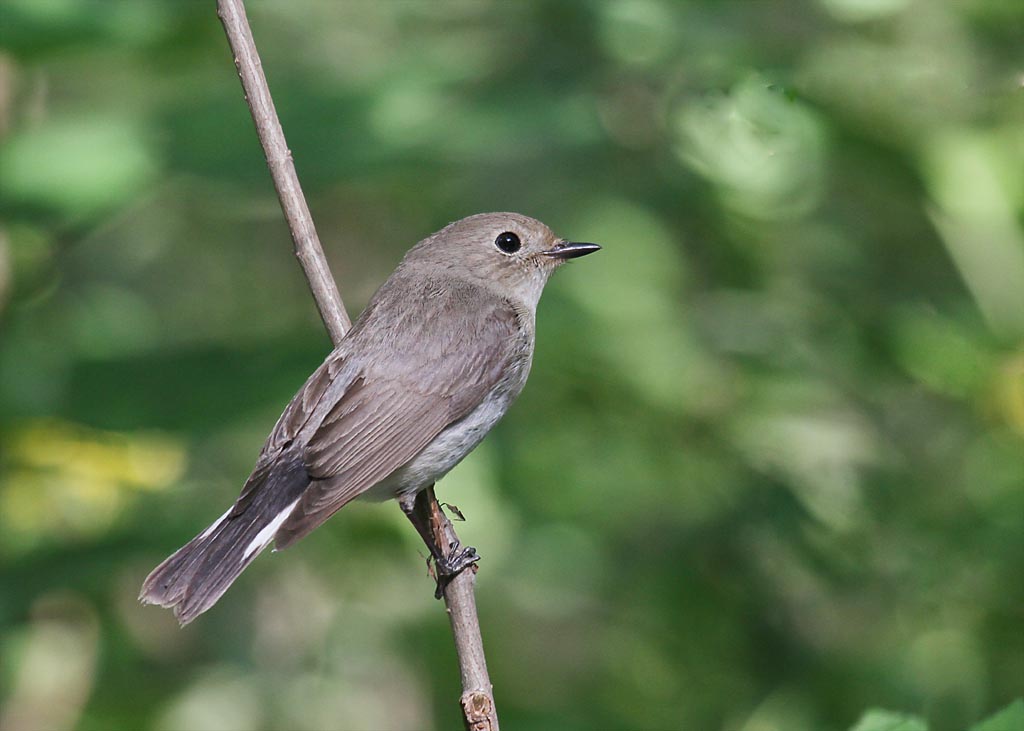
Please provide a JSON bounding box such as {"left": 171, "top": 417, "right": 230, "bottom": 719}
{"left": 217, "top": 0, "right": 350, "bottom": 343}
{"left": 215, "top": 2, "right": 498, "bottom": 728}
{"left": 421, "top": 487, "right": 499, "bottom": 730}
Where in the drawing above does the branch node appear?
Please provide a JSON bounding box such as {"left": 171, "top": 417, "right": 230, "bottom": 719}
{"left": 461, "top": 690, "right": 497, "bottom": 731}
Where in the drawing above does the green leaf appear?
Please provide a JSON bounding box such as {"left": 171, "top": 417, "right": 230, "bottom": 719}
{"left": 0, "top": 115, "right": 156, "bottom": 217}
{"left": 971, "top": 700, "right": 1024, "bottom": 731}
{"left": 849, "top": 709, "right": 928, "bottom": 731}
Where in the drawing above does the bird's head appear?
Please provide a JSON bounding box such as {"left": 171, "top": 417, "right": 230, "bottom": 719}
{"left": 404, "top": 212, "right": 600, "bottom": 308}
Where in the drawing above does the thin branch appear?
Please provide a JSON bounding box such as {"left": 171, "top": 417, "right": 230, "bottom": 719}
{"left": 215, "top": 2, "right": 497, "bottom": 728}
{"left": 419, "top": 487, "right": 499, "bottom": 731}
{"left": 217, "top": 0, "right": 350, "bottom": 343}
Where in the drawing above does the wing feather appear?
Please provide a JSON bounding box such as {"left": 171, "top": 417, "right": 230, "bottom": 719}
{"left": 233, "top": 349, "right": 348, "bottom": 513}
{"left": 274, "top": 281, "right": 524, "bottom": 548}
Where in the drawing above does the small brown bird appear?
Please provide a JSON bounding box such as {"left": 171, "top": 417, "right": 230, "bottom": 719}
{"left": 140, "top": 212, "right": 600, "bottom": 624}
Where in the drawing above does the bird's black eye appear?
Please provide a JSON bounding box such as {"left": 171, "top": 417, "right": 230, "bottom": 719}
{"left": 494, "top": 231, "right": 521, "bottom": 254}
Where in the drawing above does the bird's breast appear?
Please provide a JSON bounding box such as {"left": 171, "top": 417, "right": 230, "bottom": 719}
{"left": 361, "top": 355, "right": 532, "bottom": 502}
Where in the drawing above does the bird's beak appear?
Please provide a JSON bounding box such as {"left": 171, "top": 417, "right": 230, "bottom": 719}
{"left": 542, "top": 241, "right": 602, "bottom": 259}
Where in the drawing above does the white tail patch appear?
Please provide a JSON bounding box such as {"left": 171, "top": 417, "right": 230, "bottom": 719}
{"left": 199, "top": 506, "right": 234, "bottom": 540}
{"left": 244, "top": 499, "right": 300, "bottom": 559}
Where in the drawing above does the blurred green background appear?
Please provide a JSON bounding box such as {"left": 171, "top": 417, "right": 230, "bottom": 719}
{"left": 1, "top": 1, "right": 1023, "bottom": 730}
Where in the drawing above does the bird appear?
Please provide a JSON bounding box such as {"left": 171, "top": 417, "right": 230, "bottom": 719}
{"left": 139, "top": 212, "right": 600, "bottom": 624}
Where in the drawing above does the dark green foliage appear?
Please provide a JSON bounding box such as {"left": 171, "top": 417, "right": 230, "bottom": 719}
{"left": 1, "top": 1, "right": 1022, "bottom": 729}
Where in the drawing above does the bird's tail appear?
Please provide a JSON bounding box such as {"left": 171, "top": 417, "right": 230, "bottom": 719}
{"left": 139, "top": 461, "right": 309, "bottom": 625}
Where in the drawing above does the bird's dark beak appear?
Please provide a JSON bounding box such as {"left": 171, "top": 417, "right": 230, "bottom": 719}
{"left": 542, "top": 241, "right": 602, "bottom": 259}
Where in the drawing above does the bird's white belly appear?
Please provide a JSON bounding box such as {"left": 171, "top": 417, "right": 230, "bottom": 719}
{"left": 360, "top": 387, "right": 515, "bottom": 502}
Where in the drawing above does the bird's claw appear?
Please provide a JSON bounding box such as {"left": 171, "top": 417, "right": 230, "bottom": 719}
{"left": 432, "top": 543, "right": 480, "bottom": 598}
{"left": 438, "top": 543, "right": 479, "bottom": 577}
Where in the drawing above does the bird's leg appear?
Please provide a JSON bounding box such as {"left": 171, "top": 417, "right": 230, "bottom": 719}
{"left": 398, "top": 491, "right": 445, "bottom": 563}
{"left": 399, "top": 487, "right": 480, "bottom": 598}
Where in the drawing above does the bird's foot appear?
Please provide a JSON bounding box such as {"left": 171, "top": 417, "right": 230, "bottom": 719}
{"left": 433, "top": 543, "right": 480, "bottom": 598}
{"left": 437, "top": 542, "right": 480, "bottom": 577}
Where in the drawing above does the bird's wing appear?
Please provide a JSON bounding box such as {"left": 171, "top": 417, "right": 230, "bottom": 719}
{"left": 230, "top": 349, "right": 349, "bottom": 515}
{"left": 274, "top": 289, "right": 524, "bottom": 548}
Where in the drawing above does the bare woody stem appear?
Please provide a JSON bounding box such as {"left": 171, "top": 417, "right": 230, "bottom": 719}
{"left": 215, "top": 2, "right": 498, "bottom": 729}
{"left": 217, "top": 0, "right": 350, "bottom": 343}
{"left": 414, "top": 487, "right": 499, "bottom": 730}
